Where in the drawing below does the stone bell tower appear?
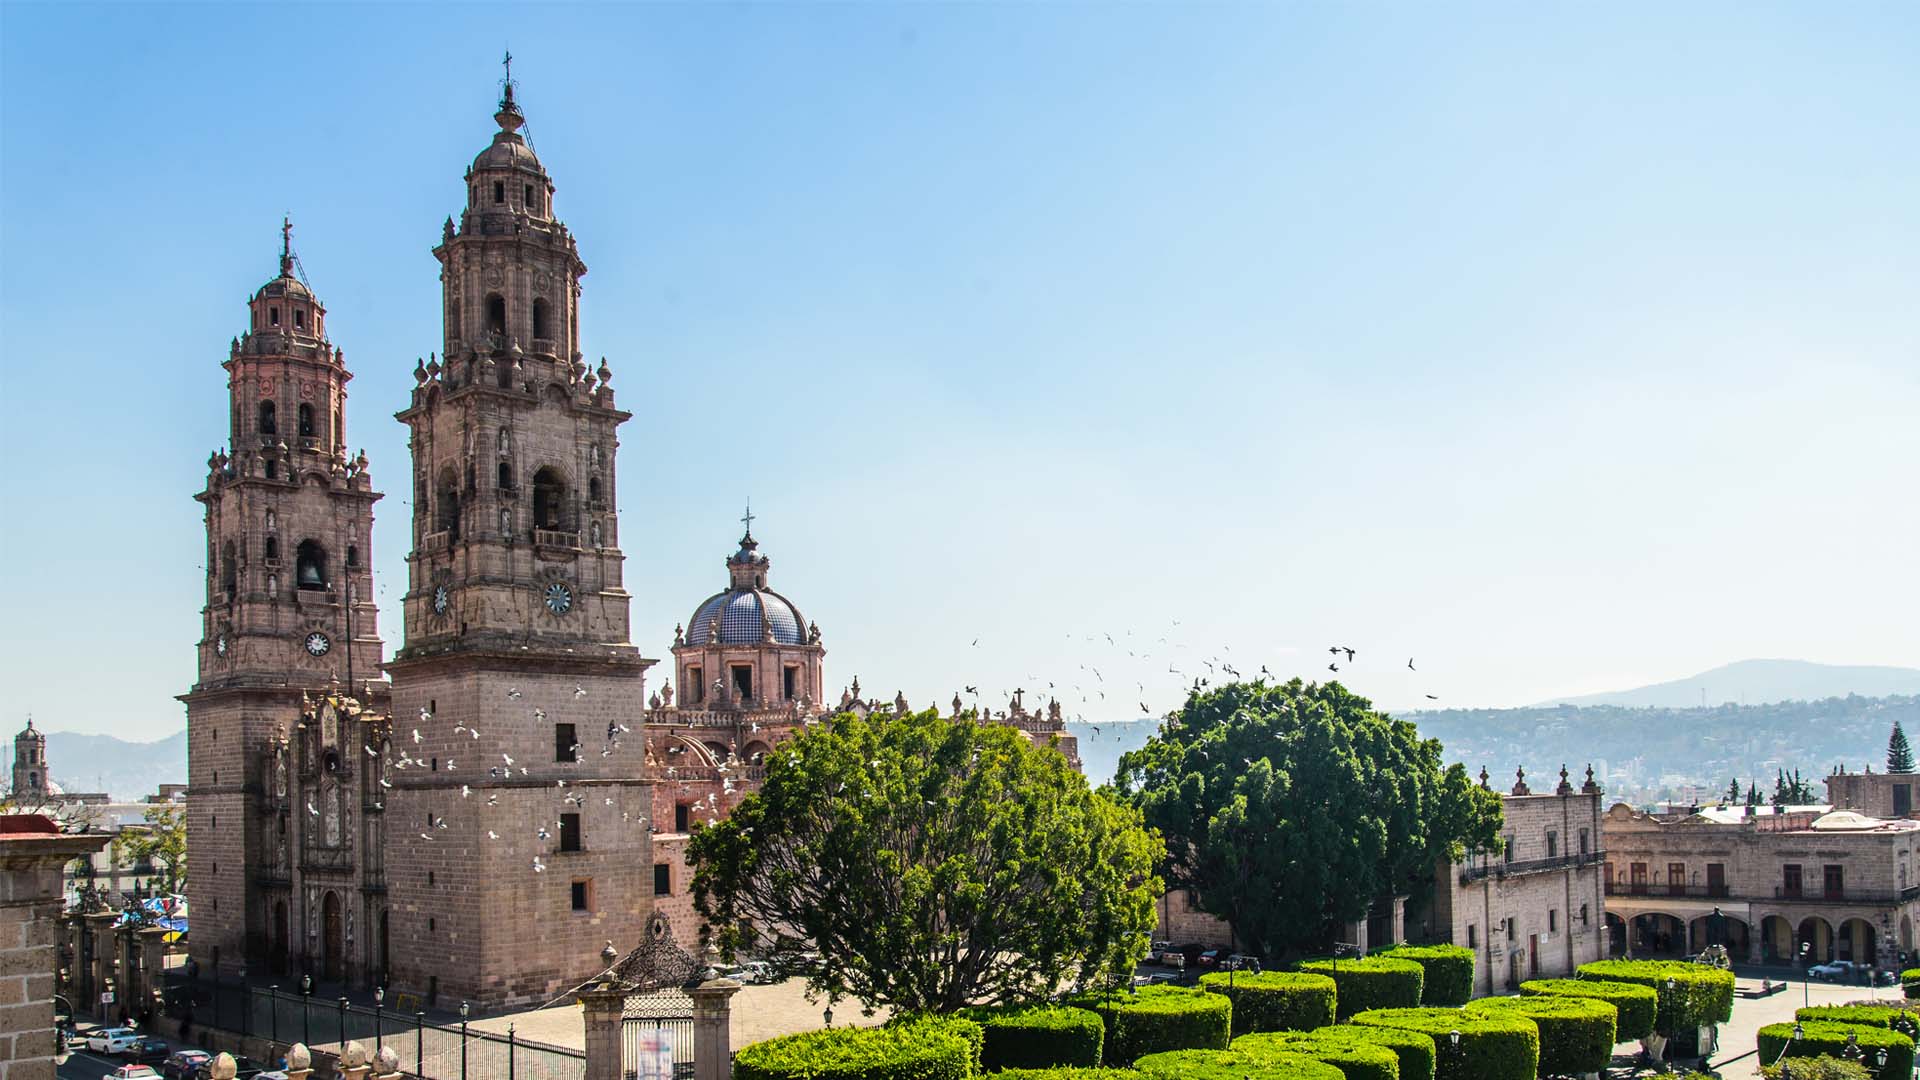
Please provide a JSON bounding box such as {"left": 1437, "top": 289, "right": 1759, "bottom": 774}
{"left": 384, "top": 68, "right": 654, "bottom": 1007}
{"left": 12, "top": 717, "right": 48, "bottom": 800}
{"left": 183, "top": 223, "right": 385, "bottom": 979}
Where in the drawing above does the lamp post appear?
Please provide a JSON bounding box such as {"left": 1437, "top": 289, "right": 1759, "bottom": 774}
{"left": 302, "top": 974, "right": 312, "bottom": 1048}
{"left": 823, "top": 1006, "right": 834, "bottom": 1028}
{"left": 1449, "top": 1029, "right": 1461, "bottom": 1072}
{"left": 1801, "top": 940, "right": 1813, "bottom": 1009}
{"left": 338, "top": 996, "right": 349, "bottom": 1052}
{"left": 373, "top": 985, "right": 384, "bottom": 1056}
{"left": 1664, "top": 976, "right": 1678, "bottom": 1064}
{"left": 460, "top": 1001, "right": 470, "bottom": 1080}
{"left": 1769, "top": 1023, "right": 1804, "bottom": 1070}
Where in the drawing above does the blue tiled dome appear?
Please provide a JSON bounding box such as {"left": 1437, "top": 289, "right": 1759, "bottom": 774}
{"left": 687, "top": 589, "right": 805, "bottom": 646}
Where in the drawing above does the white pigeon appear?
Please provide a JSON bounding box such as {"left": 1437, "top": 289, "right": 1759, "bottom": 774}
{"left": 486, "top": 795, "right": 498, "bottom": 806}
{"left": 532, "top": 858, "right": 546, "bottom": 873}
{"left": 507, "top": 687, "right": 522, "bottom": 699}
{"left": 412, "top": 729, "right": 423, "bottom": 744}
{"left": 502, "top": 754, "right": 515, "bottom": 766}
{"left": 446, "top": 759, "right": 456, "bottom": 770}
{"left": 419, "top": 707, "right": 432, "bottom": 722}
{"left": 537, "top": 827, "right": 550, "bottom": 840}
{"left": 574, "top": 686, "right": 587, "bottom": 698}
{"left": 460, "top": 786, "right": 471, "bottom": 798}
{"left": 419, "top": 833, "right": 433, "bottom": 841}
{"left": 307, "top": 801, "right": 319, "bottom": 816}
{"left": 487, "top": 831, "right": 499, "bottom": 840}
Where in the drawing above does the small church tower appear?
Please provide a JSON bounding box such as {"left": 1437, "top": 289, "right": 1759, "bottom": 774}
{"left": 12, "top": 718, "right": 48, "bottom": 800}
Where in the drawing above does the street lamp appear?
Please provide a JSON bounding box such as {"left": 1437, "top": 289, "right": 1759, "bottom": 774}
{"left": 1801, "top": 941, "right": 1813, "bottom": 1009}
{"left": 1449, "top": 1028, "right": 1461, "bottom": 1069}
{"left": 823, "top": 1006, "right": 834, "bottom": 1028}
{"left": 373, "top": 986, "right": 384, "bottom": 1056}
{"left": 1664, "top": 977, "right": 1678, "bottom": 1064}
{"left": 302, "top": 975, "right": 312, "bottom": 1047}
{"left": 460, "top": 1001, "right": 470, "bottom": 1078}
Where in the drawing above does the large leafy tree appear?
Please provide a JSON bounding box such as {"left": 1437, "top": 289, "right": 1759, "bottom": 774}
{"left": 1113, "top": 679, "right": 1503, "bottom": 961}
{"left": 689, "top": 707, "right": 1163, "bottom": 1013}
{"left": 1889, "top": 722, "right": 1915, "bottom": 774}
{"left": 124, "top": 803, "right": 187, "bottom": 894}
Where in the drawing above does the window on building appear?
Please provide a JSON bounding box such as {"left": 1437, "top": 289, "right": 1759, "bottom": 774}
{"left": 1580, "top": 903, "right": 1589, "bottom": 925}
{"left": 1667, "top": 862, "right": 1685, "bottom": 895}
{"left": 437, "top": 467, "right": 461, "bottom": 542}
{"left": 1546, "top": 831, "right": 1558, "bottom": 858}
{"left": 264, "top": 536, "right": 279, "bottom": 562}
{"left": 532, "top": 297, "right": 550, "bottom": 340}
{"left": 270, "top": 306, "right": 280, "bottom": 326}
{"left": 494, "top": 181, "right": 505, "bottom": 204}
{"left": 1707, "top": 862, "right": 1726, "bottom": 897}
{"left": 571, "top": 880, "right": 591, "bottom": 912}
{"left": 294, "top": 308, "right": 305, "bottom": 329}
{"left": 266, "top": 459, "right": 279, "bottom": 480}
{"left": 298, "top": 403, "right": 314, "bottom": 437}
{"left": 498, "top": 462, "right": 513, "bottom": 491}
{"left": 1467, "top": 924, "right": 1478, "bottom": 948}
{"left": 555, "top": 723, "right": 578, "bottom": 763}
{"left": 295, "top": 539, "right": 328, "bottom": 590}
{"left": 674, "top": 803, "right": 691, "bottom": 833}
{"left": 1630, "top": 862, "right": 1648, "bottom": 894}
{"left": 486, "top": 294, "right": 507, "bottom": 338}
{"left": 220, "top": 541, "right": 236, "bottom": 595}
{"left": 688, "top": 666, "right": 703, "bottom": 702}
{"left": 1549, "top": 909, "right": 1558, "bottom": 932}
{"left": 1823, "top": 864, "right": 1843, "bottom": 899}
{"left": 732, "top": 665, "right": 753, "bottom": 702}
{"left": 258, "top": 400, "right": 277, "bottom": 435}
{"left": 1503, "top": 835, "right": 1515, "bottom": 863}
{"left": 346, "top": 544, "right": 359, "bottom": 568}
{"left": 1782, "top": 864, "right": 1803, "bottom": 898}
{"left": 588, "top": 476, "right": 601, "bottom": 505}
{"left": 559, "top": 813, "right": 581, "bottom": 852}
{"left": 783, "top": 666, "right": 798, "bottom": 701}
{"left": 525, "top": 183, "right": 535, "bottom": 209}
{"left": 532, "top": 467, "right": 567, "bottom": 530}
{"left": 1578, "top": 828, "right": 1589, "bottom": 855}
{"left": 1505, "top": 917, "right": 1515, "bottom": 942}
{"left": 654, "top": 864, "right": 671, "bottom": 896}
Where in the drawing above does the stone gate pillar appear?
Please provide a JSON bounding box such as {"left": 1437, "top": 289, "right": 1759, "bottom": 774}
{"left": 690, "top": 975, "right": 742, "bottom": 1080}
{"left": 580, "top": 984, "right": 626, "bottom": 1080}
{"left": 1390, "top": 896, "right": 1409, "bottom": 946}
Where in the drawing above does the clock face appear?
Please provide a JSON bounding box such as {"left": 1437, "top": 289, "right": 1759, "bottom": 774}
{"left": 544, "top": 581, "right": 573, "bottom": 615}
{"left": 304, "top": 631, "right": 331, "bottom": 657}
{"left": 432, "top": 585, "right": 450, "bottom": 615}
{"left": 214, "top": 633, "right": 229, "bottom": 657}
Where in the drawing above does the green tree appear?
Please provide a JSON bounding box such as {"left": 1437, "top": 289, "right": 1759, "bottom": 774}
{"left": 123, "top": 803, "right": 186, "bottom": 894}
{"left": 1723, "top": 777, "right": 1740, "bottom": 804}
{"left": 689, "top": 707, "right": 1162, "bottom": 1013}
{"left": 1889, "top": 722, "right": 1915, "bottom": 773}
{"left": 1113, "top": 679, "right": 1504, "bottom": 962}
{"left": 1745, "top": 782, "right": 1761, "bottom": 807}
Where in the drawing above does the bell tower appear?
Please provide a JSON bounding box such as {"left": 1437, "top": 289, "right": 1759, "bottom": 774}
{"left": 182, "top": 224, "right": 385, "bottom": 979}
{"left": 384, "top": 67, "right": 655, "bottom": 1007}
{"left": 12, "top": 718, "right": 48, "bottom": 800}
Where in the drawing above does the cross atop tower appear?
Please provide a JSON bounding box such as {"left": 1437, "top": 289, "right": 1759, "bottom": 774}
{"left": 500, "top": 49, "right": 518, "bottom": 110}
{"left": 280, "top": 214, "right": 293, "bottom": 277}
{"left": 740, "top": 500, "right": 755, "bottom": 540}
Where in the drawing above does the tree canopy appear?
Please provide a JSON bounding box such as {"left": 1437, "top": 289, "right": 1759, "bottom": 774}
{"left": 123, "top": 803, "right": 186, "bottom": 894}
{"left": 1772, "top": 768, "right": 1817, "bottom": 806}
{"left": 1113, "top": 679, "right": 1503, "bottom": 961}
{"left": 1889, "top": 722, "right": 1914, "bottom": 774}
{"left": 689, "top": 707, "right": 1163, "bottom": 1013}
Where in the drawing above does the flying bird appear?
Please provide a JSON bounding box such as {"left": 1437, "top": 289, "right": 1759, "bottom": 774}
{"left": 1407, "top": 658, "right": 1416, "bottom": 671}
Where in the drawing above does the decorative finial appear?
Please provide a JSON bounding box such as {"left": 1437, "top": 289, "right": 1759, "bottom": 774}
{"left": 280, "top": 215, "right": 294, "bottom": 278}
{"left": 496, "top": 49, "right": 524, "bottom": 132}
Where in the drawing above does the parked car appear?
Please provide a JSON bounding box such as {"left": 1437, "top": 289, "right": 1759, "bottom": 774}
{"left": 1223, "top": 954, "right": 1262, "bottom": 972}
{"left": 1155, "top": 951, "right": 1186, "bottom": 969}
{"left": 1807, "top": 960, "right": 1852, "bottom": 981}
{"left": 88, "top": 1028, "right": 142, "bottom": 1054}
{"left": 1147, "top": 972, "right": 1181, "bottom": 985}
{"left": 1197, "top": 949, "right": 1224, "bottom": 967}
{"left": 192, "top": 1055, "right": 266, "bottom": 1079}
{"left": 125, "top": 1037, "right": 171, "bottom": 1063}
{"left": 101, "top": 1067, "right": 160, "bottom": 1080}
{"left": 161, "top": 1051, "right": 211, "bottom": 1080}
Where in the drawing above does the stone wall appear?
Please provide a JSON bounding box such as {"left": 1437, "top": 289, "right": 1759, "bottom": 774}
{"left": 0, "top": 816, "right": 108, "bottom": 1080}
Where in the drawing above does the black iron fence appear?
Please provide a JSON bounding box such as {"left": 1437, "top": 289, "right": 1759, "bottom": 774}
{"left": 159, "top": 975, "right": 586, "bottom": 1080}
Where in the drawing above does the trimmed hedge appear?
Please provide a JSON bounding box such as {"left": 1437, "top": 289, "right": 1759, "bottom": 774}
{"left": 1758, "top": 1021, "right": 1914, "bottom": 1080}
{"left": 1520, "top": 978, "right": 1657, "bottom": 1043}
{"left": 1468, "top": 995, "right": 1616, "bottom": 1077}
{"left": 1070, "top": 985, "right": 1232, "bottom": 1065}
{"left": 733, "top": 1015, "right": 981, "bottom": 1080}
{"left": 1134, "top": 1048, "right": 1346, "bottom": 1080}
{"left": 1374, "top": 945, "right": 1476, "bottom": 1007}
{"left": 1301, "top": 957, "right": 1425, "bottom": 1020}
{"left": 1232, "top": 1032, "right": 1400, "bottom": 1080}
{"left": 1762, "top": 1057, "right": 1875, "bottom": 1080}
{"left": 1200, "top": 971, "right": 1338, "bottom": 1035}
{"left": 1352, "top": 1008, "right": 1539, "bottom": 1080}
{"left": 1241, "top": 1028, "right": 1437, "bottom": 1080}
{"left": 1903, "top": 969, "right": 1920, "bottom": 1001}
{"left": 1797, "top": 1005, "right": 1920, "bottom": 1039}
{"left": 1575, "top": 959, "right": 1735, "bottom": 1029}
{"left": 954, "top": 1004, "right": 1105, "bottom": 1070}
{"left": 992, "top": 1071, "right": 1145, "bottom": 1080}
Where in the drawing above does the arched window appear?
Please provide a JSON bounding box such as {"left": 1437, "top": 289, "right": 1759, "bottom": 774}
{"left": 264, "top": 536, "right": 279, "bottom": 562}
{"left": 436, "top": 467, "right": 461, "bottom": 542}
{"left": 220, "top": 541, "right": 237, "bottom": 596}
{"left": 531, "top": 298, "right": 550, "bottom": 341}
{"left": 486, "top": 295, "right": 507, "bottom": 338}
{"left": 346, "top": 544, "right": 360, "bottom": 568}
{"left": 293, "top": 308, "right": 306, "bottom": 330}
{"left": 265, "top": 459, "right": 279, "bottom": 481}
{"left": 532, "top": 467, "right": 566, "bottom": 531}
{"left": 498, "top": 462, "right": 513, "bottom": 491}
{"left": 588, "top": 476, "right": 602, "bottom": 505}
{"left": 497, "top": 361, "right": 514, "bottom": 389}
{"left": 297, "top": 403, "right": 314, "bottom": 437}
{"left": 258, "top": 400, "right": 277, "bottom": 436}
{"left": 295, "top": 540, "right": 328, "bottom": 590}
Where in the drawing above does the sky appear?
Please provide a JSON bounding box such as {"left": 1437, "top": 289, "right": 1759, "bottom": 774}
{"left": 2, "top": 2, "right": 1917, "bottom": 741}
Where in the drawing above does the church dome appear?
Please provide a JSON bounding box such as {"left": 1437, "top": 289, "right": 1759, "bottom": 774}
{"left": 252, "top": 273, "right": 314, "bottom": 302}
{"left": 680, "top": 530, "right": 815, "bottom": 647}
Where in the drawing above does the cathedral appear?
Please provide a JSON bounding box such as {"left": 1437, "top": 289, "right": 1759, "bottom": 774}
{"left": 184, "top": 77, "right": 1076, "bottom": 1008}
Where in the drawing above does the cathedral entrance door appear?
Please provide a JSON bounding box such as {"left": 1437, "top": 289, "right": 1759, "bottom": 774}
{"left": 322, "top": 891, "right": 343, "bottom": 983}
{"left": 272, "top": 900, "right": 289, "bottom": 975}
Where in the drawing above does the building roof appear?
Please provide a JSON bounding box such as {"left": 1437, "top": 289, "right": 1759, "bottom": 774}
{"left": 682, "top": 531, "right": 814, "bottom": 647}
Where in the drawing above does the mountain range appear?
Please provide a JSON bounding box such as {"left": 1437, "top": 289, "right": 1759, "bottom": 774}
{"left": 1530, "top": 658, "right": 1920, "bottom": 708}
{"left": 42, "top": 730, "right": 186, "bottom": 802}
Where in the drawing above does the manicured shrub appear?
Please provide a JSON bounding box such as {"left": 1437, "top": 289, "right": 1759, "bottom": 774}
{"left": 1070, "top": 985, "right": 1232, "bottom": 1065}
{"left": 1352, "top": 1007, "right": 1539, "bottom": 1080}
{"left": 1468, "top": 995, "right": 1616, "bottom": 1077}
{"left": 955, "top": 1004, "right": 1105, "bottom": 1070}
{"left": 734, "top": 1015, "right": 981, "bottom": 1080}
{"left": 1133, "top": 1047, "right": 1345, "bottom": 1080}
{"left": 992, "top": 1070, "right": 1145, "bottom": 1080}
{"left": 1758, "top": 1021, "right": 1914, "bottom": 1080}
{"left": 1575, "top": 959, "right": 1735, "bottom": 1029}
{"left": 1520, "top": 978, "right": 1656, "bottom": 1043}
{"left": 1903, "top": 969, "right": 1920, "bottom": 1001}
{"left": 1762, "top": 1057, "right": 1875, "bottom": 1080}
{"left": 1798, "top": 1005, "right": 1920, "bottom": 1040}
{"left": 1232, "top": 1031, "right": 1399, "bottom": 1080}
{"left": 1301, "top": 957, "right": 1425, "bottom": 1020}
{"left": 1238, "top": 1027, "right": 1437, "bottom": 1080}
{"left": 1374, "top": 945, "right": 1475, "bottom": 1007}
{"left": 1200, "top": 971, "right": 1337, "bottom": 1035}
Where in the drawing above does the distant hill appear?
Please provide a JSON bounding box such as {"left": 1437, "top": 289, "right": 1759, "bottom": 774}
{"left": 43, "top": 729, "right": 186, "bottom": 802}
{"left": 1533, "top": 659, "right": 1920, "bottom": 708}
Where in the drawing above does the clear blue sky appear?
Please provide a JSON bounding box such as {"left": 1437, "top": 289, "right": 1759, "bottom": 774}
{"left": 4, "top": 3, "right": 1916, "bottom": 740}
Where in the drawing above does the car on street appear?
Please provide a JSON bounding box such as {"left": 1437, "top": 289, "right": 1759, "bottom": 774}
{"left": 1807, "top": 960, "right": 1853, "bottom": 981}
{"left": 1222, "top": 954, "right": 1262, "bottom": 972}
{"left": 101, "top": 1067, "right": 160, "bottom": 1080}
{"left": 87, "top": 1028, "right": 142, "bottom": 1054}
{"left": 1147, "top": 972, "right": 1181, "bottom": 985}
{"left": 160, "top": 1051, "right": 210, "bottom": 1080}
{"left": 125, "top": 1038, "right": 171, "bottom": 1063}
{"left": 1197, "top": 949, "right": 1224, "bottom": 967}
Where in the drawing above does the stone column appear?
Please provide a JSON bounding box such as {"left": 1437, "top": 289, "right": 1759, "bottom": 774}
{"left": 579, "top": 984, "right": 627, "bottom": 1080}
{"left": 1390, "top": 896, "right": 1409, "bottom": 947}
{"left": 284, "top": 1043, "right": 314, "bottom": 1080}
{"left": 690, "top": 976, "right": 742, "bottom": 1080}
{"left": 0, "top": 815, "right": 108, "bottom": 1077}
{"left": 1343, "top": 919, "right": 1369, "bottom": 955}
{"left": 138, "top": 924, "right": 170, "bottom": 1025}
{"left": 86, "top": 911, "right": 116, "bottom": 1022}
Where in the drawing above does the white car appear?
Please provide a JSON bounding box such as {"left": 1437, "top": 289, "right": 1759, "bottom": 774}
{"left": 87, "top": 1028, "right": 142, "bottom": 1054}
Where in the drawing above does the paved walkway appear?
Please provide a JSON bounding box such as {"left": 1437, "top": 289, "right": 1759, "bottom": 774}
{"left": 1705, "top": 973, "right": 1902, "bottom": 1079}
{"left": 467, "top": 977, "right": 893, "bottom": 1052}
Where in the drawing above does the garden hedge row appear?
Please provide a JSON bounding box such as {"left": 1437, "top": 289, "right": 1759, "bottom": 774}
{"left": 1468, "top": 995, "right": 1617, "bottom": 1077}
{"left": 1796, "top": 1005, "right": 1920, "bottom": 1039}
{"left": 1239, "top": 1026, "right": 1437, "bottom": 1080}
{"left": 1232, "top": 1031, "right": 1401, "bottom": 1080}
{"left": 1352, "top": 1008, "right": 1539, "bottom": 1080}
{"left": 955, "top": 1004, "right": 1105, "bottom": 1070}
{"left": 1374, "top": 945, "right": 1476, "bottom": 1007}
{"left": 1133, "top": 1048, "right": 1346, "bottom": 1080}
{"left": 1902, "top": 969, "right": 1920, "bottom": 1001}
{"left": 1758, "top": 1021, "right": 1914, "bottom": 1080}
{"left": 1519, "top": 978, "right": 1656, "bottom": 1042}
{"left": 1574, "top": 959, "right": 1735, "bottom": 1029}
{"left": 991, "top": 1070, "right": 1145, "bottom": 1080}
{"left": 1300, "top": 957, "right": 1425, "bottom": 1019}
{"left": 1761, "top": 1057, "right": 1876, "bottom": 1080}
{"left": 1070, "top": 985, "right": 1233, "bottom": 1065}
{"left": 733, "top": 1015, "right": 981, "bottom": 1080}
{"left": 1200, "top": 971, "right": 1337, "bottom": 1036}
